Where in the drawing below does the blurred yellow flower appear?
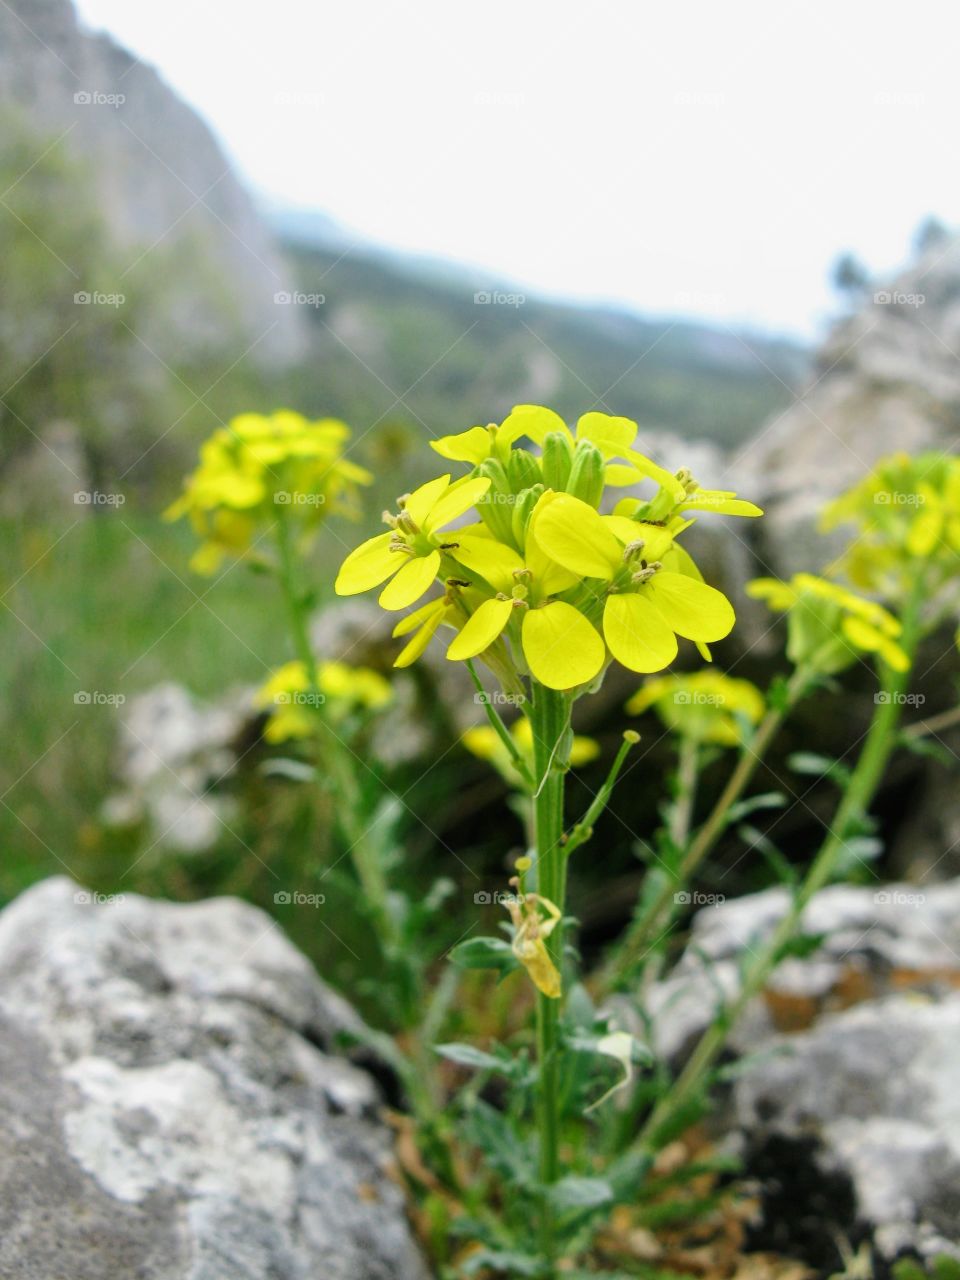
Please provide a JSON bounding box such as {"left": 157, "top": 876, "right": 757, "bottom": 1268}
{"left": 254, "top": 659, "right": 391, "bottom": 743}
{"left": 626, "top": 671, "right": 765, "bottom": 746}
{"left": 165, "top": 410, "right": 370, "bottom": 574}
{"left": 462, "top": 716, "right": 600, "bottom": 782}
{"left": 748, "top": 573, "right": 909, "bottom": 674}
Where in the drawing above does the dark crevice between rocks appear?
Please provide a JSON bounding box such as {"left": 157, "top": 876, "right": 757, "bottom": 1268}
{"left": 741, "top": 1134, "right": 862, "bottom": 1276}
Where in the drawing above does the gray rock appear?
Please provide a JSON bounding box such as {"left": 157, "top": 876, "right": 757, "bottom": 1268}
{"left": 648, "top": 879, "right": 960, "bottom": 1060}
{"left": 742, "top": 237, "right": 960, "bottom": 576}
{"left": 733, "top": 995, "right": 960, "bottom": 1261}
{"left": 0, "top": 877, "right": 430, "bottom": 1280}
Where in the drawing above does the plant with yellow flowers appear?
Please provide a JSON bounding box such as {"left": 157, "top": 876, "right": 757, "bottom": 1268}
{"left": 165, "top": 410, "right": 430, "bottom": 1022}
{"left": 335, "top": 403, "right": 763, "bottom": 1274}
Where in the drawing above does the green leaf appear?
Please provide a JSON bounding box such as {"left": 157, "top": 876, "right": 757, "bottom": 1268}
{"left": 434, "top": 1043, "right": 512, "bottom": 1074}
{"left": 787, "top": 751, "right": 851, "bottom": 785}
{"left": 259, "top": 757, "right": 316, "bottom": 782}
{"left": 462, "top": 1249, "right": 544, "bottom": 1277}
{"left": 726, "top": 791, "right": 786, "bottom": 824}
{"left": 448, "top": 935, "right": 518, "bottom": 975}
{"left": 548, "top": 1175, "right": 615, "bottom": 1212}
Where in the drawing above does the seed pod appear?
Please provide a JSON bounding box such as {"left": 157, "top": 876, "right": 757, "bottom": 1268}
{"left": 541, "top": 431, "right": 574, "bottom": 491}
{"left": 567, "top": 441, "right": 605, "bottom": 508}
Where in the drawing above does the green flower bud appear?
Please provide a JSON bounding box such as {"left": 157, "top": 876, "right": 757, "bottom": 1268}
{"left": 541, "top": 431, "right": 574, "bottom": 491}
{"left": 567, "top": 440, "right": 605, "bottom": 508}
{"left": 476, "top": 458, "right": 515, "bottom": 544}
{"left": 511, "top": 483, "right": 545, "bottom": 545}
{"left": 507, "top": 447, "right": 542, "bottom": 494}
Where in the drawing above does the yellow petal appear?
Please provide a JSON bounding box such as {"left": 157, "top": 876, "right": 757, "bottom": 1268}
{"left": 680, "top": 492, "right": 763, "bottom": 517}
{"left": 500, "top": 404, "right": 571, "bottom": 447}
{"left": 532, "top": 493, "right": 621, "bottom": 579}
{"left": 335, "top": 532, "right": 399, "bottom": 595}
{"left": 514, "top": 936, "right": 562, "bottom": 999}
{"left": 450, "top": 534, "right": 523, "bottom": 593}
{"left": 446, "top": 597, "right": 514, "bottom": 661}
{"left": 645, "top": 572, "right": 735, "bottom": 643}
{"left": 602, "top": 516, "right": 675, "bottom": 561}
{"left": 394, "top": 603, "right": 448, "bottom": 667}
{"left": 404, "top": 474, "right": 451, "bottom": 528}
{"left": 393, "top": 597, "right": 447, "bottom": 637}
{"left": 575, "top": 412, "right": 637, "bottom": 457}
{"left": 521, "top": 601, "right": 605, "bottom": 690}
{"left": 378, "top": 551, "right": 441, "bottom": 610}
{"left": 430, "top": 425, "right": 493, "bottom": 463}
{"left": 603, "top": 593, "right": 678, "bottom": 673}
{"left": 423, "top": 475, "right": 492, "bottom": 533}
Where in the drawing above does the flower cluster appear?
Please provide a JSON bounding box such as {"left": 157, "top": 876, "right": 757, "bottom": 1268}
{"left": 820, "top": 451, "right": 960, "bottom": 599}
{"left": 335, "top": 406, "right": 761, "bottom": 692}
{"left": 165, "top": 410, "right": 371, "bottom": 573}
{"left": 626, "top": 671, "right": 765, "bottom": 746}
{"left": 254, "top": 659, "right": 392, "bottom": 742}
{"left": 748, "top": 573, "right": 909, "bottom": 674}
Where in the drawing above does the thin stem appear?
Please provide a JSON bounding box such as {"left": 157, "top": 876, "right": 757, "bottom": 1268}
{"left": 599, "top": 664, "right": 815, "bottom": 994}
{"left": 464, "top": 658, "right": 536, "bottom": 790}
{"left": 903, "top": 703, "right": 960, "bottom": 739}
{"left": 528, "top": 684, "right": 571, "bottom": 1276}
{"left": 669, "top": 734, "right": 700, "bottom": 852}
{"left": 562, "top": 731, "right": 640, "bottom": 859}
{"left": 638, "top": 582, "right": 926, "bottom": 1150}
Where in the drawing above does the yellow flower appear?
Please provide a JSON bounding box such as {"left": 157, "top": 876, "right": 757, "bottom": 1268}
{"left": 254, "top": 659, "right": 391, "bottom": 742}
{"left": 747, "top": 573, "right": 909, "bottom": 673}
{"left": 165, "top": 410, "right": 371, "bottom": 573}
{"left": 334, "top": 473, "right": 491, "bottom": 610}
{"left": 820, "top": 452, "right": 960, "bottom": 596}
{"left": 533, "top": 494, "right": 736, "bottom": 675}
{"left": 463, "top": 717, "right": 600, "bottom": 782}
{"left": 626, "top": 671, "right": 765, "bottom": 746}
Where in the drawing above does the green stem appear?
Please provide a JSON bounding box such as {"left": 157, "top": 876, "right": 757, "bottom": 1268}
{"left": 528, "top": 683, "right": 571, "bottom": 1275}
{"left": 638, "top": 584, "right": 926, "bottom": 1149}
{"left": 600, "top": 664, "right": 815, "bottom": 994}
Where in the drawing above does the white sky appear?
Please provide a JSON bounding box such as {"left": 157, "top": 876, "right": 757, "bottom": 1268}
{"left": 75, "top": 0, "right": 956, "bottom": 340}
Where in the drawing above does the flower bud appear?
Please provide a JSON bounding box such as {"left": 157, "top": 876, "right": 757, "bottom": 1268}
{"left": 567, "top": 440, "right": 605, "bottom": 508}
{"left": 476, "top": 458, "right": 515, "bottom": 543}
{"left": 511, "top": 483, "right": 544, "bottom": 545}
{"left": 507, "top": 447, "right": 541, "bottom": 494}
{"left": 541, "top": 431, "right": 574, "bottom": 491}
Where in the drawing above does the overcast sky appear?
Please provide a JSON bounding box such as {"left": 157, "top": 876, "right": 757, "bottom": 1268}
{"left": 75, "top": 0, "right": 955, "bottom": 340}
